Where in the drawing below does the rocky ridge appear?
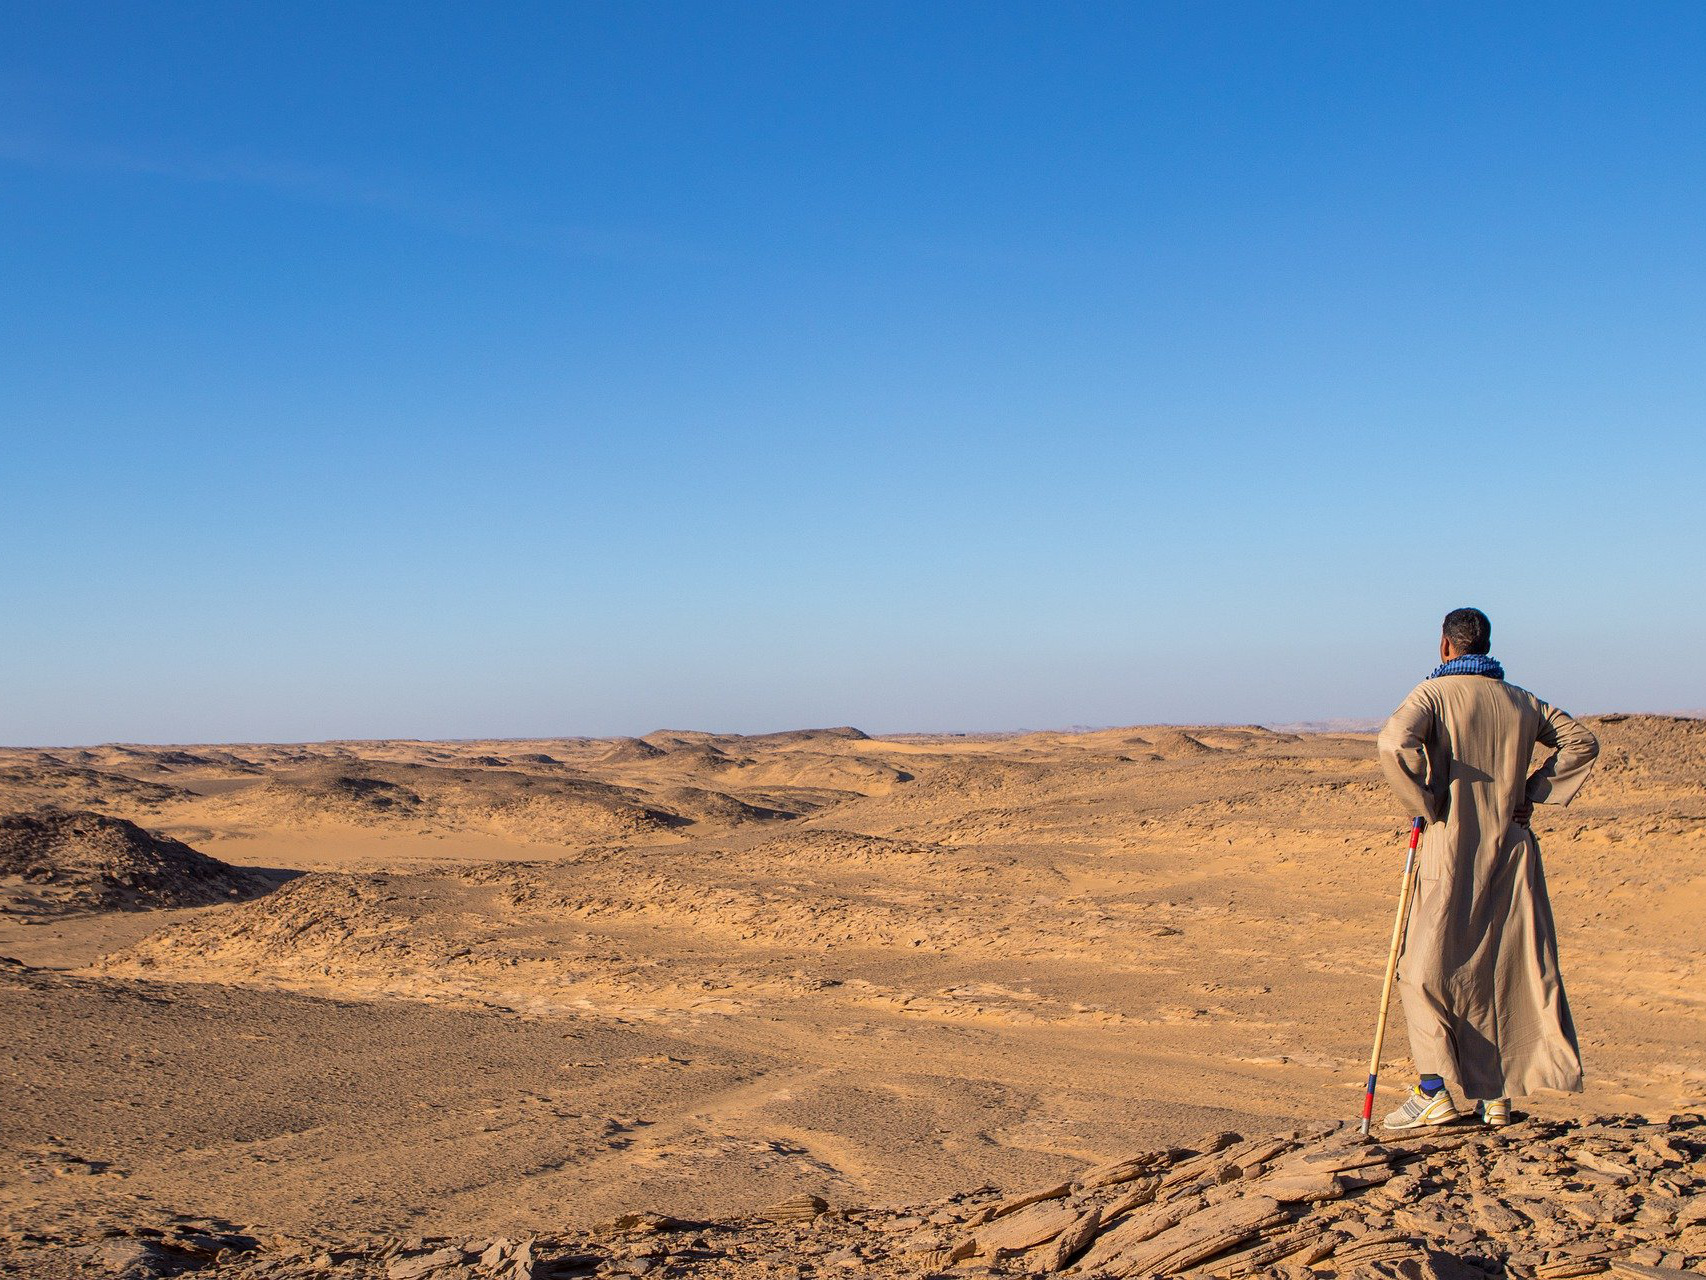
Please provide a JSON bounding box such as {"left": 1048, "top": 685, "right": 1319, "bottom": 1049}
{"left": 11, "top": 1114, "right": 1701, "bottom": 1280}
{"left": 0, "top": 808, "right": 268, "bottom": 917}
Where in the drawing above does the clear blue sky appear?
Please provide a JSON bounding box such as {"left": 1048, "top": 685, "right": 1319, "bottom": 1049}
{"left": 3, "top": 3, "right": 1702, "bottom": 744}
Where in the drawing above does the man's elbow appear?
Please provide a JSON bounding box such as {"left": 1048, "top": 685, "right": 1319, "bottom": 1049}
{"left": 1374, "top": 722, "right": 1407, "bottom": 761}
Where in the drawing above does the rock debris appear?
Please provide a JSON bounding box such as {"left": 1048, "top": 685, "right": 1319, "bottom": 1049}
{"left": 8, "top": 1114, "right": 1701, "bottom": 1280}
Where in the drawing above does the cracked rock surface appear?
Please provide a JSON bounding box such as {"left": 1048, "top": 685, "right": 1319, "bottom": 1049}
{"left": 6, "top": 1115, "right": 1702, "bottom": 1280}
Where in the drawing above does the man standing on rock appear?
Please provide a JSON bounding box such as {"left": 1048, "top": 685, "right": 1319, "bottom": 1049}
{"left": 1375, "top": 607, "right": 1599, "bottom": 1129}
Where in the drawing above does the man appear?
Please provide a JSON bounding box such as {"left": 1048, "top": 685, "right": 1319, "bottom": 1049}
{"left": 1375, "top": 607, "right": 1599, "bottom": 1129}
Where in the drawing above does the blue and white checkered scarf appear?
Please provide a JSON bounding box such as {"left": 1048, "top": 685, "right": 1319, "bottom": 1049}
{"left": 1429, "top": 654, "right": 1505, "bottom": 680}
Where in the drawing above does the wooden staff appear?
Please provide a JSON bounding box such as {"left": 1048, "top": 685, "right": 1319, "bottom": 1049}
{"left": 1360, "top": 816, "right": 1424, "bottom": 1135}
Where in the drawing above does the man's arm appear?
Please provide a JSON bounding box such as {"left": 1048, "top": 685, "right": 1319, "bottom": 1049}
{"left": 1527, "top": 702, "right": 1599, "bottom": 807}
{"left": 1377, "top": 686, "right": 1443, "bottom": 823}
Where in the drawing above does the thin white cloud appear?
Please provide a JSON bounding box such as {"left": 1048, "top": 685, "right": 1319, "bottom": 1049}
{"left": 0, "top": 132, "right": 694, "bottom": 261}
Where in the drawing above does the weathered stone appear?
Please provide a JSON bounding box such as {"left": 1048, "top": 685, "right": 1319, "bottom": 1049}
{"left": 1259, "top": 1171, "right": 1352, "bottom": 1204}
{"left": 597, "top": 1213, "right": 700, "bottom": 1235}
{"left": 388, "top": 1248, "right": 467, "bottom": 1280}
{"left": 1266, "top": 1143, "right": 1398, "bottom": 1183}
{"left": 1576, "top": 1150, "right": 1642, "bottom": 1183}
{"left": 1100, "top": 1176, "right": 1161, "bottom": 1223}
{"left": 916, "top": 1238, "right": 975, "bottom": 1270}
{"left": 1259, "top": 1159, "right": 1391, "bottom": 1205}
{"left": 1392, "top": 1207, "right": 1458, "bottom": 1238}
{"left": 74, "top": 1239, "right": 178, "bottom": 1279}
{"left": 974, "top": 1200, "right": 1080, "bottom": 1255}
{"left": 1159, "top": 1135, "right": 1248, "bottom": 1190}
{"left": 1041, "top": 1206, "right": 1101, "bottom": 1272}
{"left": 1330, "top": 1235, "right": 1426, "bottom": 1276}
{"left": 1193, "top": 1219, "right": 1333, "bottom": 1277}
{"left": 987, "top": 1179, "right": 1073, "bottom": 1220}
{"left": 168, "top": 1229, "right": 260, "bottom": 1259}
{"left": 1635, "top": 1197, "right": 1681, "bottom": 1225}
{"left": 1536, "top": 1260, "right": 1611, "bottom": 1279}
{"left": 1231, "top": 1136, "right": 1298, "bottom": 1169}
{"left": 1644, "top": 1135, "right": 1689, "bottom": 1167}
{"left": 1279, "top": 1229, "right": 1343, "bottom": 1270}
{"left": 877, "top": 1214, "right": 924, "bottom": 1231}
{"left": 1079, "top": 1149, "right": 1189, "bottom": 1190}
{"left": 1075, "top": 1198, "right": 1201, "bottom": 1275}
{"left": 1610, "top": 1263, "right": 1706, "bottom": 1280}
{"left": 1468, "top": 1192, "right": 1528, "bottom": 1235}
{"left": 761, "top": 1195, "right": 830, "bottom": 1223}
{"left": 1102, "top": 1195, "right": 1286, "bottom": 1277}
{"left": 1390, "top": 1167, "right": 1438, "bottom": 1195}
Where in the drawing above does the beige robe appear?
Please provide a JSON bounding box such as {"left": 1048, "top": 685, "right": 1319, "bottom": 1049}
{"left": 1377, "top": 673, "right": 1599, "bottom": 1100}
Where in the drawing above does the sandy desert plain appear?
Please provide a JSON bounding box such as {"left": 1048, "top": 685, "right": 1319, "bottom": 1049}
{"left": 1, "top": 717, "right": 1702, "bottom": 1280}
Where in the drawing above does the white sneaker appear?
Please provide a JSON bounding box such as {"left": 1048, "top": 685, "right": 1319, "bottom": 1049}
{"left": 1477, "top": 1098, "right": 1511, "bottom": 1127}
{"left": 1382, "top": 1084, "right": 1460, "bottom": 1130}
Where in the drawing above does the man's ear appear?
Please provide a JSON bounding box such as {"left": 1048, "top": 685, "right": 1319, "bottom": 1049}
{"left": 1439, "top": 635, "right": 1452, "bottom": 662}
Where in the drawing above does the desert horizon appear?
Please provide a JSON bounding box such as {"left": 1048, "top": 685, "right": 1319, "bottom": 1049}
{"left": 4, "top": 714, "right": 1702, "bottom": 1277}
{"left": 12, "top": 707, "right": 1706, "bottom": 752}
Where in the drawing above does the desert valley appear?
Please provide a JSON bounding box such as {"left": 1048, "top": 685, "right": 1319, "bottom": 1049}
{"left": 2, "top": 718, "right": 1702, "bottom": 1280}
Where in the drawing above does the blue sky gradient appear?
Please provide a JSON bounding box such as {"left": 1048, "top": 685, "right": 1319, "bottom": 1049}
{"left": 3, "top": 3, "right": 1703, "bottom": 743}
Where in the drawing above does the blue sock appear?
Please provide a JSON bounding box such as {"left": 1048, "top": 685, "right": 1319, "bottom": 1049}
{"left": 1418, "top": 1074, "right": 1444, "bottom": 1095}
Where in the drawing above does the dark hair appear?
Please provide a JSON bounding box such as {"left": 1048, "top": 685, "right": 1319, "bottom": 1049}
{"left": 1442, "top": 607, "right": 1492, "bottom": 655}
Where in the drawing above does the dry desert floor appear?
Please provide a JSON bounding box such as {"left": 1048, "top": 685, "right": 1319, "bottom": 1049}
{"left": 1, "top": 718, "right": 1701, "bottom": 1279}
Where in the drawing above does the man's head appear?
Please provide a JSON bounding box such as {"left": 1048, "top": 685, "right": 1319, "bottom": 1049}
{"left": 1440, "top": 607, "right": 1492, "bottom": 660}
